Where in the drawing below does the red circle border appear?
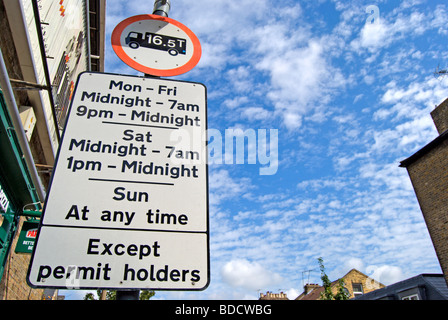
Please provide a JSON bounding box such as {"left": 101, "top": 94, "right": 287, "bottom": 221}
{"left": 111, "top": 14, "right": 202, "bottom": 77}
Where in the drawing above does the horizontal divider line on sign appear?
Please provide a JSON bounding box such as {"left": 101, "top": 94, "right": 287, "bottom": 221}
{"left": 40, "top": 224, "right": 209, "bottom": 234}
{"left": 102, "top": 120, "right": 179, "bottom": 130}
{"left": 88, "top": 178, "right": 175, "bottom": 186}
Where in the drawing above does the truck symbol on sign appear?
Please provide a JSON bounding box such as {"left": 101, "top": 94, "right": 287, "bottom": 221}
{"left": 125, "top": 32, "right": 187, "bottom": 56}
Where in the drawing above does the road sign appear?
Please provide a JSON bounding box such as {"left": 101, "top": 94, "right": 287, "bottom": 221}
{"left": 112, "top": 14, "right": 202, "bottom": 77}
{"left": 15, "top": 221, "right": 38, "bottom": 254}
{"left": 27, "top": 72, "right": 209, "bottom": 290}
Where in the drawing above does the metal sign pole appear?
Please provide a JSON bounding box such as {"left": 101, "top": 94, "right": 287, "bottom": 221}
{"left": 153, "top": 0, "right": 171, "bottom": 17}
{"left": 116, "top": 290, "right": 140, "bottom": 300}
{"left": 143, "top": 0, "right": 171, "bottom": 78}
{"left": 115, "top": 1, "right": 170, "bottom": 301}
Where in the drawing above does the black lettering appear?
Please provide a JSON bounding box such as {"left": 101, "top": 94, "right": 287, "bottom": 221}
{"left": 156, "top": 265, "right": 169, "bottom": 281}
{"left": 81, "top": 91, "right": 96, "bottom": 101}
{"left": 69, "top": 139, "right": 85, "bottom": 151}
{"left": 37, "top": 265, "right": 51, "bottom": 282}
{"left": 123, "top": 129, "right": 134, "bottom": 141}
{"left": 170, "top": 269, "right": 180, "bottom": 281}
{"left": 191, "top": 270, "right": 201, "bottom": 282}
{"left": 123, "top": 264, "right": 135, "bottom": 281}
{"left": 101, "top": 243, "right": 113, "bottom": 255}
{"left": 65, "top": 205, "right": 80, "bottom": 220}
{"left": 87, "top": 238, "right": 100, "bottom": 255}
{"left": 127, "top": 244, "right": 138, "bottom": 257}
{"left": 178, "top": 215, "right": 188, "bottom": 225}
{"left": 77, "top": 266, "right": 95, "bottom": 280}
{"left": 113, "top": 187, "right": 126, "bottom": 201}
{"left": 137, "top": 268, "right": 148, "bottom": 281}
{"left": 114, "top": 244, "right": 125, "bottom": 256}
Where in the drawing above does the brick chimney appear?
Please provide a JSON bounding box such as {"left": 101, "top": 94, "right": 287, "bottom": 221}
{"left": 259, "top": 291, "right": 289, "bottom": 300}
{"left": 304, "top": 283, "right": 320, "bottom": 295}
{"left": 431, "top": 98, "right": 448, "bottom": 134}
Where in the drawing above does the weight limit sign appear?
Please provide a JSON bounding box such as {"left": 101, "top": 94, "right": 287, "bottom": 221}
{"left": 111, "top": 14, "right": 202, "bottom": 77}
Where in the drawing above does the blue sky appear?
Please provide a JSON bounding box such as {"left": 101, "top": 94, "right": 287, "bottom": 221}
{"left": 64, "top": 0, "right": 448, "bottom": 300}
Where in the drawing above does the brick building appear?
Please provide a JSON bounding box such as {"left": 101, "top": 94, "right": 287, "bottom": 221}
{"left": 0, "top": 0, "right": 105, "bottom": 300}
{"left": 295, "top": 269, "right": 384, "bottom": 300}
{"left": 400, "top": 97, "right": 448, "bottom": 286}
{"left": 259, "top": 291, "right": 289, "bottom": 300}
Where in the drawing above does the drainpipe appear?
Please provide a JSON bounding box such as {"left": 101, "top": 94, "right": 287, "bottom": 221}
{"left": 0, "top": 48, "right": 46, "bottom": 203}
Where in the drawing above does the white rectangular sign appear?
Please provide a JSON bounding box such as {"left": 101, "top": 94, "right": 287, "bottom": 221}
{"left": 27, "top": 72, "right": 209, "bottom": 290}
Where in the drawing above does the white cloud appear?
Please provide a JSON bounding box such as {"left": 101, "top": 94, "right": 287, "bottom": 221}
{"left": 221, "top": 259, "right": 283, "bottom": 291}
{"left": 242, "top": 107, "right": 271, "bottom": 121}
{"left": 108, "top": 0, "right": 347, "bottom": 131}
{"left": 297, "top": 177, "right": 350, "bottom": 191}
{"left": 371, "top": 76, "right": 447, "bottom": 155}
{"left": 282, "top": 113, "right": 302, "bottom": 129}
{"left": 224, "top": 96, "right": 250, "bottom": 110}
{"left": 357, "top": 21, "right": 391, "bottom": 50}
{"left": 209, "top": 169, "right": 251, "bottom": 206}
{"left": 198, "top": 42, "right": 231, "bottom": 70}
{"left": 432, "top": 5, "right": 448, "bottom": 35}
{"left": 380, "top": 77, "right": 448, "bottom": 109}
{"left": 286, "top": 288, "right": 300, "bottom": 300}
{"left": 255, "top": 38, "right": 344, "bottom": 130}
{"left": 366, "top": 265, "right": 405, "bottom": 286}
{"left": 351, "top": 4, "right": 448, "bottom": 54}
{"left": 344, "top": 257, "right": 365, "bottom": 272}
{"left": 338, "top": 259, "right": 405, "bottom": 286}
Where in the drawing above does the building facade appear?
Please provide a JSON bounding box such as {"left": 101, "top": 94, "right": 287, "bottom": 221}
{"left": 259, "top": 291, "right": 289, "bottom": 300}
{"left": 295, "top": 269, "right": 384, "bottom": 300}
{"left": 354, "top": 273, "right": 448, "bottom": 300}
{"left": 0, "top": 0, "right": 105, "bottom": 299}
{"left": 400, "top": 98, "right": 448, "bottom": 287}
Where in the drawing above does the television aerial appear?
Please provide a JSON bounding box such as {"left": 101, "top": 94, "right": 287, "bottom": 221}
{"left": 434, "top": 64, "right": 448, "bottom": 79}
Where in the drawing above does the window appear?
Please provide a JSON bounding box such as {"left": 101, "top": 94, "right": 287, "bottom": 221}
{"left": 402, "top": 294, "right": 419, "bottom": 300}
{"left": 352, "top": 283, "right": 363, "bottom": 297}
{"left": 398, "top": 287, "right": 420, "bottom": 300}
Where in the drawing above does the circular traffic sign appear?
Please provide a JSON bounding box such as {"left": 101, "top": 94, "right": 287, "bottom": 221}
{"left": 111, "top": 14, "right": 202, "bottom": 77}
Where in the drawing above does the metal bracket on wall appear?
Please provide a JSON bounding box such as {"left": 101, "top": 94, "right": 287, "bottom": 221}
{"left": 20, "top": 210, "right": 42, "bottom": 218}
{"left": 9, "top": 79, "right": 49, "bottom": 91}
